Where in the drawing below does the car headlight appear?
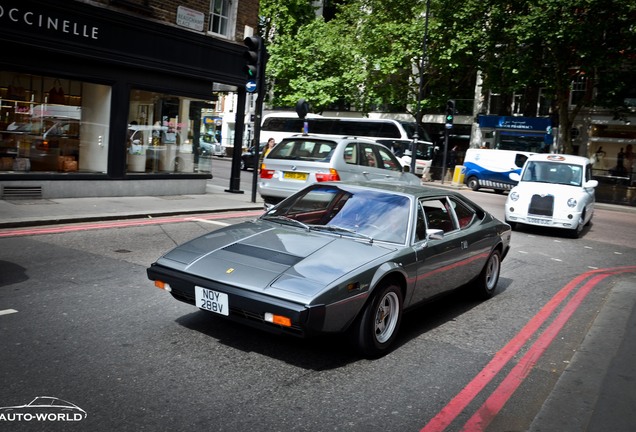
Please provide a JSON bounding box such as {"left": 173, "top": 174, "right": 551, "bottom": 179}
{"left": 567, "top": 198, "right": 578, "bottom": 207}
{"left": 509, "top": 191, "right": 519, "bottom": 201}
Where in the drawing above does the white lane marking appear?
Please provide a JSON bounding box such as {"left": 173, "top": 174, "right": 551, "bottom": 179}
{"left": 0, "top": 309, "right": 18, "bottom": 316}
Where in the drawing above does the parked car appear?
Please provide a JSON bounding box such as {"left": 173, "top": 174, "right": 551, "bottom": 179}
{"left": 199, "top": 132, "right": 224, "bottom": 157}
{"left": 240, "top": 142, "right": 267, "bottom": 170}
{"left": 257, "top": 134, "right": 421, "bottom": 204}
{"left": 505, "top": 153, "right": 598, "bottom": 238}
{"left": 147, "top": 181, "right": 511, "bottom": 358}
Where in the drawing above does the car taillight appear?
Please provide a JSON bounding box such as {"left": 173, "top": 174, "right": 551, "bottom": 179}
{"left": 315, "top": 169, "right": 341, "bottom": 182}
{"left": 260, "top": 165, "right": 275, "bottom": 179}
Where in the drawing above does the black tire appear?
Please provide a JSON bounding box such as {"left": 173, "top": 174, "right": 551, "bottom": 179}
{"left": 350, "top": 283, "right": 403, "bottom": 358}
{"left": 474, "top": 250, "right": 501, "bottom": 299}
{"left": 467, "top": 176, "right": 480, "bottom": 191}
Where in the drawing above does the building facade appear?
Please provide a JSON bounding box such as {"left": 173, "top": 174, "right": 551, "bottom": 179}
{"left": 0, "top": 0, "right": 258, "bottom": 198}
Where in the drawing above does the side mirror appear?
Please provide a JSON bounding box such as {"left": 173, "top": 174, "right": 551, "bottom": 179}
{"left": 584, "top": 179, "right": 599, "bottom": 188}
{"left": 509, "top": 172, "right": 521, "bottom": 182}
{"left": 426, "top": 229, "right": 444, "bottom": 240}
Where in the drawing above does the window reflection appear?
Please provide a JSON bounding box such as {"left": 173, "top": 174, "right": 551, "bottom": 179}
{"left": 127, "top": 90, "right": 216, "bottom": 174}
{"left": 1, "top": 71, "right": 110, "bottom": 173}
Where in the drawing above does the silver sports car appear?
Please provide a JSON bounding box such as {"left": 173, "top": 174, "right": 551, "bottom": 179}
{"left": 147, "top": 181, "right": 511, "bottom": 358}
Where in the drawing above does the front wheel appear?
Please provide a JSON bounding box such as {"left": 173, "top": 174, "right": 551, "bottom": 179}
{"left": 474, "top": 250, "right": 501, "bottom": 299}
{"left": 350, "top": 283, "right": 403, "bottom": 358}
{"left": 467, "top": 176, "right": 480, "bottom": 191}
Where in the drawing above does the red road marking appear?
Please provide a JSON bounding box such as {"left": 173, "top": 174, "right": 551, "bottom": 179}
{"left": 421, "top": 266, "right": 636, "bottom": 432}
{"left": 0, "top": 210, "right": 263, "bottom": 238}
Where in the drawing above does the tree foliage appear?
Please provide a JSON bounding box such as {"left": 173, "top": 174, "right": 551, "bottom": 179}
{"left": 259, "top": 0, "right": 636, "bottom": 152}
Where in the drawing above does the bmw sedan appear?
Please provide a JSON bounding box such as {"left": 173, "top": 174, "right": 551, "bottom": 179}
{"left": 257, "top": 134, "right": 421, "bottom": 204}
{"left": 148, "top": 181, "right": 511, "bottom": 357}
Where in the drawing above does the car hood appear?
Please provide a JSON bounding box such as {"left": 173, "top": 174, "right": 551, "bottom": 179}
{"left": 512, "top": 181, "right": 589, "bottom": 197}
{"left": 156, "top": 221, "right": 396, "bottom": 303}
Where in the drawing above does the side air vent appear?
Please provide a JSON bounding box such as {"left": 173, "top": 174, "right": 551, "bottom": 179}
{"left": 1, "top": 186, "right": 43, "bottom": 200}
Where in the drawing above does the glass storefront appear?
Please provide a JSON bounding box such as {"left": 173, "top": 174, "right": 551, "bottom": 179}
{"left": 1, "top": 71, "right": 110, "bottom": 173}
{"left": 0, "top": 74, "right": 220, "bottom": 176}
{"left": 126, "top": 89, "right": 217, "bottom": 174}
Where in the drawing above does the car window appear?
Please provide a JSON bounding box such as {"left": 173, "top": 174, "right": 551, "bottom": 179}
{"left": 344, "top": 143, "right": 357, "bottom": 165}
{"left": 376, "top": 146, "right": 402, "bottom": 171}
{"left": 450, "top": 198, "right": 475, "bottom": 229}
{"left": 266, "top": 184, "right": 411, "bottom": 244}
{"left": 421, "top": 197, "right": 456, "bottom": 233}
{"left": 360, "top": 144, "right": 378, "bottom": 167}
{"left": 415, "top": 203, "right": 427, "bottom": 241}
{"left": 267, "top": 139, "right": 338, "bottom": 161}
{"left": 522, "top": 161, "right": 583, "bottom": 186}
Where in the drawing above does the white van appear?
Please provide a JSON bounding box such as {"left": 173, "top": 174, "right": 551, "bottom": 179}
{"left": 463, "top": 148, "right": 534, "bottom": 193}
{"left": 260, "top": 114, "right": 435, "bottom": 176}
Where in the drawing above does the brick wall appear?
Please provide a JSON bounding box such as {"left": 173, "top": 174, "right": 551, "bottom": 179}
{"left": 77, "top": 0, "right": 259, "bottom": 43}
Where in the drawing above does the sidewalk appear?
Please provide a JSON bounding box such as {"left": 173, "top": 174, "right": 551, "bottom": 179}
{"left": 1, "top": 180, "right": 633, "bottom": 229}
{"left": 0, "top": 183, "right": 265, "bottom": 229}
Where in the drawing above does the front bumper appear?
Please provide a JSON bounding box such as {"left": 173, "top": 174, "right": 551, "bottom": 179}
{"left": 505, "top": 212, "right": 582, "bottom": 229}
{"left": 148, "top": 264, "right": 327, "bottom": 337}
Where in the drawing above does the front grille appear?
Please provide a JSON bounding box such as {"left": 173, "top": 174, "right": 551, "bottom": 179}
{"left": 528, "top": 194, "right": 554, "bottom": 216}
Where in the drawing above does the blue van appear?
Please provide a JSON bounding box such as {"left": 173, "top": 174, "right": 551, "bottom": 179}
{"left": 463, "top": 149, "right": 533, "bottom": 193}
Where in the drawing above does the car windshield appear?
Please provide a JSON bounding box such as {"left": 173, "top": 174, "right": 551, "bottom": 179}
{"left": 262, "top": 184, "right": 411, "bottom": 244}
{"left": 521, "top": 161, "right": 583, "bottom": 186}
{"left": 265, "top": 139, "right": 336, "bottom": 162}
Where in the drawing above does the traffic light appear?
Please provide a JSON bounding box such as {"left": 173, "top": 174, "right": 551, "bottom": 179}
{"left": 244, "top": 36, "right": 262, "bottom": 81}
{"left": 445, "top": 99, "right": 456, "bottom": 126}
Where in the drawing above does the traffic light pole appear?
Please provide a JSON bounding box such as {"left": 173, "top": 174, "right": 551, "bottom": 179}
{"left": 250, "top": 79, "right": 265, "bottom": 203}
{"left": 250, "top": 42, "right": 266, "bottom": 203}
{"left": 441, "top": 99, "right": 455, "bottom": 184}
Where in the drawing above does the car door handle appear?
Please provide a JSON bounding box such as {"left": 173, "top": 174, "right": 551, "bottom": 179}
{"left": 461, "top": 240, "right": 469, "bottom": 249}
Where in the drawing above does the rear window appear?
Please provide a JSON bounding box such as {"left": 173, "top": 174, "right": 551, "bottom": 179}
{"left": 266, "top": 139, "right": 337, "bottom": 161}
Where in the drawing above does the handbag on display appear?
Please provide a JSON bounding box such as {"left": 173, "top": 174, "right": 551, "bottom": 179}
{"left": 7, "top": 77, "right": 26, "bottom": 101}
{"left": 48, "top": 79, "right": 66, "bottom": 104}
{"left": 12, "top": 157, "right": 31, "bottom": 171}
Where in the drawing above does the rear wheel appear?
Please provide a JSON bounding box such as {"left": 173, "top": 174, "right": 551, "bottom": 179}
{"left": 350, "top": 283, "right": 403, "bottom": 358}
{"left": 467, "top": 176, "right": 480, "bottom": 191}
{"left": 475, "top": 250, "right": 501, "bottom": 299}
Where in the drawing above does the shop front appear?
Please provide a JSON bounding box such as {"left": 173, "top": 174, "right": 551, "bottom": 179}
{"left": 0, "top": 0, "right": 247, "bottom": 198}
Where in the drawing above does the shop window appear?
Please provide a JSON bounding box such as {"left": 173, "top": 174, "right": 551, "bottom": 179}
{"left": 0, "top": 71, "right": 110, "bottom": 174}
{"left": 127, "top": 89, "right": 217, "bottom": 174}
{"left": 209, "top": 0, "right": 235, "bottom": 38}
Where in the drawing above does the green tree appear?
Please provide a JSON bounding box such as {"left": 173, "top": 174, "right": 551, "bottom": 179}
{"left": 440, "top": 0, "right": 636, "bottom": 153}
{"left": 260, "top": 0, "right": 636, "bottom": 154}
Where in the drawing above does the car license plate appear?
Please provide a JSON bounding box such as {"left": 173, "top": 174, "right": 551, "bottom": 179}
{"left": 528, "top": 217, "right": 551, "bottom": 225}
{"left": 195, "top": 286, "right": 229, "bottom": 316}
{"left": 283, "top": 171, "right": 308, "bottom": 180}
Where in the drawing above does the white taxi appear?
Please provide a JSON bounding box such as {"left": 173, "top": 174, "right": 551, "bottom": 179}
{"left": 505, "top": 154, "right": 598, "bottom": 238}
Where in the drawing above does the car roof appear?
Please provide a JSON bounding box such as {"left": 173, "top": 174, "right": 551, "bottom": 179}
{"left": 318, "top": 180, "right": 457, "bottom": 199}
{"left": 279, "top": 133, "right": 383, "bottom": 145}
{"left": 526, "top": 153, "right": 590, "bottom": 165}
